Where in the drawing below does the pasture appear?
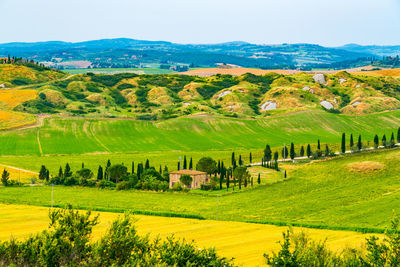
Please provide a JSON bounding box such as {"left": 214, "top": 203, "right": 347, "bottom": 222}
{"left": 0, "top": 203, "right": 376, "bottom": 266}
{"left": 0, "top": 149, "right": 400, "bottom": 231}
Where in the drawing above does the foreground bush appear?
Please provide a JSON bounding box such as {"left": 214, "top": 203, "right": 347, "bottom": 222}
{"left": 265, "top": 217, "right": 400, "bottom": 266}
{"left": 0, "top": 206, "right": 233, "bottom": 266}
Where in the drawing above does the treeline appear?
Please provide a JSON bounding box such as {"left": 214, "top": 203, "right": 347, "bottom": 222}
{"left": 39, "top": 159, "right": 170, "bottom": 192}
{"left": 0, "top": 206, "right": 232, "bottom": 266}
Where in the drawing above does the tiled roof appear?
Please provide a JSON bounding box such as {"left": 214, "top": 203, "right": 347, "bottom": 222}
{"left": 169, "top": 169, "right": 207, "bottom": 175}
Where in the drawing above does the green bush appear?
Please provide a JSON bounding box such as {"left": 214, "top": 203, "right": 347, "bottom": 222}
{"left": 96, "top": 180, "right": 116, "bottom": 188}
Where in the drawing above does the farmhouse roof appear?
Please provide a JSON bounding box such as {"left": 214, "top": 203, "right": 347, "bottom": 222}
{"left": 169, "top": 169, "right": 207, "bottom": 175}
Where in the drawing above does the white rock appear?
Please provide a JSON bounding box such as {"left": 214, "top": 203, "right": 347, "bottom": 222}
{"left": 309, "top": 89, "right": 314, "bottom": 94}
{"left": 261, "top": 101, "right": 277, "bottom": 110}
{"left": 352, "top": 101, "right": 361, "bottom": 106}
{"left": 339, "top": 78, "right": 346, "bottom": 84}
{"left": 0, "top": 84, "right": 5, "bottom": 88}
{"left": 227, "top": 105, "right": 234, "bottom": 111}
{"left": 302, "top": 86, "right": 310, "bottom": 91}
{"left": 333, "top": 99, "right": 337, "bottom": 104}
{"left": 183, "top": 102, "right": 191, "bottom": 106}
{"left": 217, "top": 90, "right": 232, "bottom": 98}
{"left": 313, "top": 74, "right": 326, "bottom": 84}
{"left": 320, "top": 100, "right": 333, "bottom": 110}
{"left": 356, "top": 84, "right": 361, "bottom": 88}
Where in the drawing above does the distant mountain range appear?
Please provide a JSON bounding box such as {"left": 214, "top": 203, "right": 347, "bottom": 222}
{"left": 0, "top": 38, "right": 399, "bottom": 69}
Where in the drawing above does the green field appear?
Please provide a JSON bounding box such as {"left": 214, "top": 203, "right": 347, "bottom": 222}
{"left": 0, "top": 149, "right": 399, "bottom": 232}
{"left": 64, "top": 68, "right": 177, "bottom": 74}
{"left": 0, "top": 110, "right": 399, "bottom": 173}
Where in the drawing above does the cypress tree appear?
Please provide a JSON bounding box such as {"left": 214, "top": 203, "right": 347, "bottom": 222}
{"left": 290, "top": 142, "right": 295, "bottom": 160}
{"left": 300, "top": 146, "right": 305, "bottom": 157}
{"left": 217, "top": 160, "right": 221, "bottom": 174}
{"left": 97, "top": 166, "right": 103, "bottom": 180}
{"left": 374, "top": 134, "right": 379, "bottom": 148}
{"left": 317, "top": 139, "right": 321, "bottom": 150}
{"left": 390, "top": 132, "right": 395, "bottom": 148}
{"left": 341, "top": 133, "right": 346, "bottom": 153}
{"left": 183, "top": 156, "right": 187, "bottom": 169}
{"left": 251, "top": 177, "right": 253, "bottom": 187}
{"left": 357, "top": 135, "right": 362, "bottom": 150}
{"left": 264, "top": 145, "right": 272, "bottom": 163}
{"left": 39, "top": 165, "right": 47, "bottom": 180}
{"left": 64, "top": 163, "right": 72, "bottom": 178}
{"left": 232, "top": 152, "right": 237, "bottom": 169}
{"left": 45, "top": 169, "right": 50, "bottom": 182}
{"left": 306, "top": 144, "right": 312, "bottom": 158}
{"left": 249, "top": 152, "right": 252, "bottom": 164}
{"left": 238, "top": 155, "right": 243, "bottom": 166}
{"left": 189, "top": 157, "right": 193, "bottom": 170}
{"left": 58, "top": 166, "right": 63, "bottom": 178}
{"left": 382, "top": 134, "right": 387, "bottom": 148}
{"left": 131, "top": 161, "right": 135, "bottom": 174}
{"left": 284, "top": 170, "right": 287, "bottom": 178}
{"left": 82, "top": 162, "right": 84, "bottom": 169}
{"left": 397, "top": 127, "right": 400, "bottom": 144}
{"left": 274, "top": 151, "right": 279, "bottom": 162}
{"left": 159, "top": 165, "right": 162, "bottom": 175}
{"left": 350, "top": 134, "right": 354, "bottom": 149}
{"left": 177, "top": 161, "right": 180, "bottom": 171}
{"left": 137, "top": 163, "right": 143, "bottom": 179}
{"left": 105, "top": 160, "right": 111, "bottom": 180}
{"left": 145, "top": 159, "right": 150, "bottom": 170}
{"left": 226, "top": 167, "right": 230, "bottom": 189}
{"left": 281, "top": 146, "right": 288, "bottom": 159}
{"left": 257, "top": 173, "right": 261, "bottom": 184}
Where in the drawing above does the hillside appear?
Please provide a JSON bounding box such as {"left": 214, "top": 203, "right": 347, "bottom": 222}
{"left": 6, "top": 65, "right": 400, "bottom": 118}
{"left": 0, "top": 38, "right": 374, "bottom": 69}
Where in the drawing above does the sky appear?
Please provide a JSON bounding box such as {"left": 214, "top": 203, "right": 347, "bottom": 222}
{"left": 0, "top": 0, "right": 399, "bottom": 46}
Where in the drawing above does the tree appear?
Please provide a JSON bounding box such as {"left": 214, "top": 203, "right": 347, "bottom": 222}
{"left": 82, "top": 162, "right": 85, "bottom": 169}
{"left": 341, "top": 133, "right": 346, "bottom": 153}
{"left": 137, "top": 163, "right": 143, "bottom": 179}
{"left": 231, "top": 152, "right": 236, "bottom": 169}
{"left": 196, "top": 157, "right": 217, "bottom": 176}
{"left": 251, "top": 177, "right": 253, "bottom": 187}
{"left": 284, "top": 170, "right": 287, "bottom": 178}
{"left": 357, "top": 135, "right": 362, "bottom": 150}
{"left": 1, "top": 169, "right": 10, "bottom": 186}
{"left": 390, "top": 132, "right": 395, "bottom": 148}
{"left": 108, "top": 164, "right": 127, "bottom": 183}
{"left": 189, "top": 157, "right": 193, "bottom": 170}
{"left": 397, "top": 127, "right": 400, "bottom": 144}
{"left": 317, "top": 139, "right": 321, "bottom": 150}
{"left": 76, "top": 168, "right": 94, "bottom": 179}
{"left": 249, "top": 152, "right": 252, "bottom": 164}
{"left": 382, "top": 134, "right": 387, "bottom": 148}
{"left": 226, "top": 167, "right": 230, "bottom": 189}
{"left": 233, "top": 166, "right": 250, "bottom": 190}
{"left": 180, "top": 174, "right": 193, "bottom": 188}
{"left": 264, "top": 145, "right": 272, "bottom": 163}
{"left": 145, "top": 159, "right": 150, "bottom": 170}
{"left": 325, "top": 144, "right": 331, "bottom": 156}
{"left": 281, "top": 146, "right": 288, "bottom": 159}
{"left": 374, "top": 134, "right": 379, "bottom": 148}
{"left": 131, "top": 161, "right": 135, "bottom": 174}
{"left": 238, "top": 155, "right": 243, "bottom": 166}
{"left": 159, "top": 165, "right": 162, "bottom": 175}
{"left": 306, "top": 144, "right": 312, "bottom": 158}
{"left": 97, "top": 166, "right": 103, "bottom": 180}
{"left": 350, "top": 134, "right": 354, "bottom": 149}
{"left": 300, "top": 146, "right": 305, "bottom": 157}
{"left": 39, "top": 165, "right": 48, "bottom": 180}
{"left": 183, "top": 156, "right": 187, "bottom": 169}
{"left": 290, "top": 143, "right": 296, "bottom": 160}
{"left": 64, "top": 163, "right": 72, "bottom": 178}
{"left": 274, "top": 151, "right": 279, "bottom": 162}
{"left": 257, "top": 173, "right": 261, "bottom": 184}
{"left": 177, "top": 161, "right": 180, "bottom": 171}
{"left": 58, "top": 166, "right": 63, "bottom": 178}
{"left": 105, "top": 160, "right": 111, "bottom": 180}
{"left": 217, "top": 160, "right": 221, "bottom": 174}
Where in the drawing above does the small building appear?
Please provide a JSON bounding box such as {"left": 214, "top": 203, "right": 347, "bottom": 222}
{"left": 169, "top": 169, "right": 208, "bottom": 189}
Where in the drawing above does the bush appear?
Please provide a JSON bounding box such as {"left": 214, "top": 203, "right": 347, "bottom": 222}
{"left": 96, "top": 180, "right": 116, "bottom": 188}
{"left": 116, "top": 181, "right": 131, "bottom": 190}
{"left": 64, "top": 176, "right": 79, "bottom": 186}
{"left": 200, "top": 183, "right": 216, "bottom": 191}
{"left": 171, "top": 182, "right": 183, "bottom": 191}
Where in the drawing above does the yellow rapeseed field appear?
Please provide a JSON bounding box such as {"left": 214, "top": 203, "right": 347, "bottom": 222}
{"left": 353, "top": 68, "right": 400, "bottom": 77}
{"left": 0, "top": 204, "right": 377, "bottom": 266}
{"left": 0, "top": 164, "right": 38, "bottom": 183}
{"left": 0, "top": 89, "right": 37, "bottom": 109}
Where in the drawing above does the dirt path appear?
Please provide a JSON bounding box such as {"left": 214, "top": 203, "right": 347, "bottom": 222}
{"left": 0, "top": 164, "right": 38, "bottom": 175}
{"left": 36, "top": 129, "right": 43, "bottom": 156}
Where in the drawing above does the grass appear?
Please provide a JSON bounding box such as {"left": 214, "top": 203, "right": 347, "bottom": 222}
{"left": 1, "top": 148, "right": 400, "bottom": 231}
{"left": 0, "top": 203, "right": 378, "bottom": 266}
{"left": 64, "top": 68, "right": 177, "bottom": 75}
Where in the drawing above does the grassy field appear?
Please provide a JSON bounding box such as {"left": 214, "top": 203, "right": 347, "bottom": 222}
{"left": 0, "top": 111, "right": 400, "bottom": 159}
{"left": 0, "top": 148, "right": 399, "bottom": 231}
{"left": 0, "top": 203, "right": 376, "bottom": 266}
{"left": 64, "top": 68, "right": 177, "bottom": 74}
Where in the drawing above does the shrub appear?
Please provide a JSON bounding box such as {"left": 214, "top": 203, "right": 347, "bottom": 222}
{"left": 116, "top": 181, "right": 131, "bottom": 190}
{"left": 64, "top": 176, "right": 79, "bottom": 186}
{"left": 96, "top": 180, "right": 116, "bottom": 188}
{"left": 171, "top": 182, "right": 183, "bottom": 191}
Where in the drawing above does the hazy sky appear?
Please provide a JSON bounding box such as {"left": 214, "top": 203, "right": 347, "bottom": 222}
{"left": 0, "top": 0, "right": 399, "bottom": 46}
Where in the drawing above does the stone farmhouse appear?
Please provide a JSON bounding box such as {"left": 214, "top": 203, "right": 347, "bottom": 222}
{"left": 169, "top": 169, "right": 208, "bottom": 189}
